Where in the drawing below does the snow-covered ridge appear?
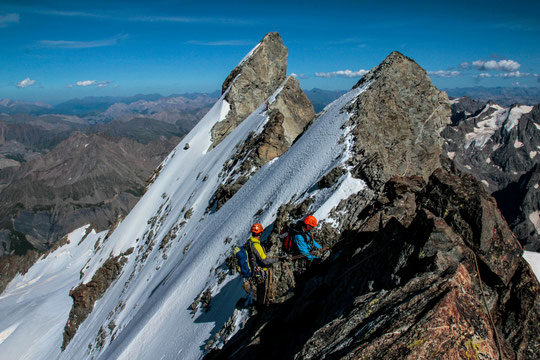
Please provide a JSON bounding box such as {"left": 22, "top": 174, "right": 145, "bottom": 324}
{"left": 0, "top": 67, "right": 372, "bottom": 359}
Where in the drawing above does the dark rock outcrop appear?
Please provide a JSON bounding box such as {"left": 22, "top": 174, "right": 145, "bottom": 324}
{"left": 206, "top": 169, "right": 539, "bottom": 360}
{"left": 493, "top": 164, "right": 540, "bottom": 252}
{"left": 62, "top": 250, "right": 131, "bottom": 350}
{"left": 0, "top": 250, "right": 41, "bottom": 293}
{"left": 450, "top": 96, "right": 485, "bottom": 125}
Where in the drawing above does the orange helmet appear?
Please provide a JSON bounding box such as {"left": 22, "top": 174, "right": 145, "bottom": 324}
{"left": 304, "top": 215, "right": 317, "bottom": 227}
{"left": 251, "top": 223, "right": 263, "bottom": 234}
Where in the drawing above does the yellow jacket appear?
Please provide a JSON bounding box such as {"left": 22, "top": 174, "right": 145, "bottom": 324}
{"left": 249, "top": 236, "right": 278, "bottom": 271}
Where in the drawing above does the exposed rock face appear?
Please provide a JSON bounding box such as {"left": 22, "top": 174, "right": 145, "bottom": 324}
{"left": 493, "top": 164, "right": 540, "bottom": 252}
{"left": 62, "top": 249, "right": 132, "bottom": 350}
{"left": 206, "top": 169, "right": 539, "bottom": 360}
{"left": 211, "top": 32, "right": 288, "bottom": 147}
{"left": 442, "top": 102, "right": 540, "bottom": 250}
{"left": 266, "top": 77, "right": 315, "bottom": 148}
{"left": 450, "top": 96, "right": 485, "bottom": 125}
{"left": 207, "top": 52, "right": 314, "bottom": 212}
{"left": 346, "top": 51, "right": 451, "bottom": 189}
{"left": 0, "top": 250, "right": 41, "bottom": 293}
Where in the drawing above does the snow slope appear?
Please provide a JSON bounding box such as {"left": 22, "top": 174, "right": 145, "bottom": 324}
{"left": 0, "top": 72, "right": 371, "bottom": 359}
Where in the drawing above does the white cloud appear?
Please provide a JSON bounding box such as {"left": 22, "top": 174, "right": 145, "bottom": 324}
{"left": 459, "top": 62, "right": 470, "bottom": 70}
{"left": 315, "top": 69, "right": 368, "bottom": 78}
{"left": 472, "top": 59, "right": 520, "bottom": 72}
{"left": 427, "top": 70, "right": 460, "bottom": 78}
{"left": 17, "top": 78, "right": 36, "bottom": 88}
{"left": 76, "top": 80, "right": 96, "bottom": 87}
{"left": 290, "top": 73, "right": 308, "bottom": 79}
{"left": 39, "top": 34, "right": 128, "bottom": 49}
{"left": 73, "top": 80, "right": 111, "bottom": 87}
{"left": 0, "top": 13, "right": 19, "bottom": 28}
{"left": 186, "top": 40, "right": 251, "bottom": 46}
{"left": 35, "top": 10, "right": 252, "bottom": 25}
{"left": 496, "top": 71, "right": 531, "bottom": 78}
{"left": 478, "top": 73, "right": 492, "bottom": 78}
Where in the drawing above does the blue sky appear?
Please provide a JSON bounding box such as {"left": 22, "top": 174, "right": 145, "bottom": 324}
{"left": 1, "top": 0, "right": 539, "bottom": 103}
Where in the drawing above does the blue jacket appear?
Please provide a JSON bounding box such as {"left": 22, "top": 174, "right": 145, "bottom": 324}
{"left": 294, "top": 231, "right": 321, "bottom": 260}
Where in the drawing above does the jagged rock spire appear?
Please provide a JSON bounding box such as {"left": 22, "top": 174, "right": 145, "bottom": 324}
{"left": 211, "top": 32, "right": 288, "bottom": 147}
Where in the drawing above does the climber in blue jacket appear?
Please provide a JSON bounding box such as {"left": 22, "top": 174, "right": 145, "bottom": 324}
{"left": 294, "top": 215, "right": 322, "bottom": 260}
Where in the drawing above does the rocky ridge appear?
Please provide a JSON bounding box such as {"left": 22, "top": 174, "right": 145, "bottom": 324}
{"left": 450, "top": 96, "right": 485, "bottom": 125}
{"left": 205, "top": 52, "right": 538, "bottom": 359}
{"left": 208, "top": 168, "right": 539, "bottom": 360}
{"left": 208, "top": 38, "right": 314, "bottom": 212}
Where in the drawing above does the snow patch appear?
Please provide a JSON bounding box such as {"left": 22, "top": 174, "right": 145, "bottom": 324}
{"left": 313, "top": 172, "right": 367, "bottom": 223}
{"left": 486, "top": 157, "right": 491, "bottom": 164}
{"left": 465, "top": 165, "right": 472, "bottom": 170}
{"left": 523, "top": 251, "right": 540, "bottom": 282}
{"left": 534, "top": 184, "right": 539, "bottom": 189}
{"left": 530, "top": 151, "right": 537, "bottom": 159}
{"left": 236, "top": 42, "right": 261, "bottom": 68}
{"left": 529, "top": 211, "right": 540, "bottom": 235}
{"left": 481, "top": 180, "right": 489, "bottom": 188}
{"left": 514, "top": 138, "right": 523, "bottom": 148}
{"left": 534, "top": 123, "right": 540, "bottom": 130}
{"left": 504, "top": 105, "right": 533, "bottom": 132}
{"left": 464, "top": 105, "right": 508, "bottom": 149}
{"left": 447, "top": 151, "right": 455, "bottom": 160}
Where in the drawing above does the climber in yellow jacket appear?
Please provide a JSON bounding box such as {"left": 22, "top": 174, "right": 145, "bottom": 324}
{"left": 245, "top": 223, "right": 279, "bottom": 306}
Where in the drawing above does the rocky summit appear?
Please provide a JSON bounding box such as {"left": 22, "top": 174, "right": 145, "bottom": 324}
{"left": 346, "top": 51, "right": 451, "bottom": 189}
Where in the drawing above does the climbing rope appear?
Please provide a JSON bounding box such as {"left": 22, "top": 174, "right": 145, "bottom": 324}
{"left": 472, "top": 252, "right": 504, "bottom": 360}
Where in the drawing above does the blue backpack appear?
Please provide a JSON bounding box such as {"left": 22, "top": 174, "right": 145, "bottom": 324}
{"left": 233, "top": 245, "right": 252, "bottom": 278}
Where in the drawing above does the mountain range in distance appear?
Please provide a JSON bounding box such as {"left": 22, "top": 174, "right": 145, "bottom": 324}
{"left": 3, "top": 86, "right": 539, "bottom": 117}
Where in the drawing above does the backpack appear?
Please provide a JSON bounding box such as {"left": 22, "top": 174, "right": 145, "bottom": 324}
{"left": 280, "top": 221, "right": 306, "bottom": 253}
{"left": 233, "top": 245, "right": 252, "bottom": 278}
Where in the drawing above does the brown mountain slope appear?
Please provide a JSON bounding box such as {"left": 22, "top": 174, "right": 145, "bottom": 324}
{"left": 0, "top": 132, "right": 179, "bottom": 256}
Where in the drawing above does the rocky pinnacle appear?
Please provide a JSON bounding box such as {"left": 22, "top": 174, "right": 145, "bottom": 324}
{"left": 210, "top": 32, "right": 288, "bottom": 148}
